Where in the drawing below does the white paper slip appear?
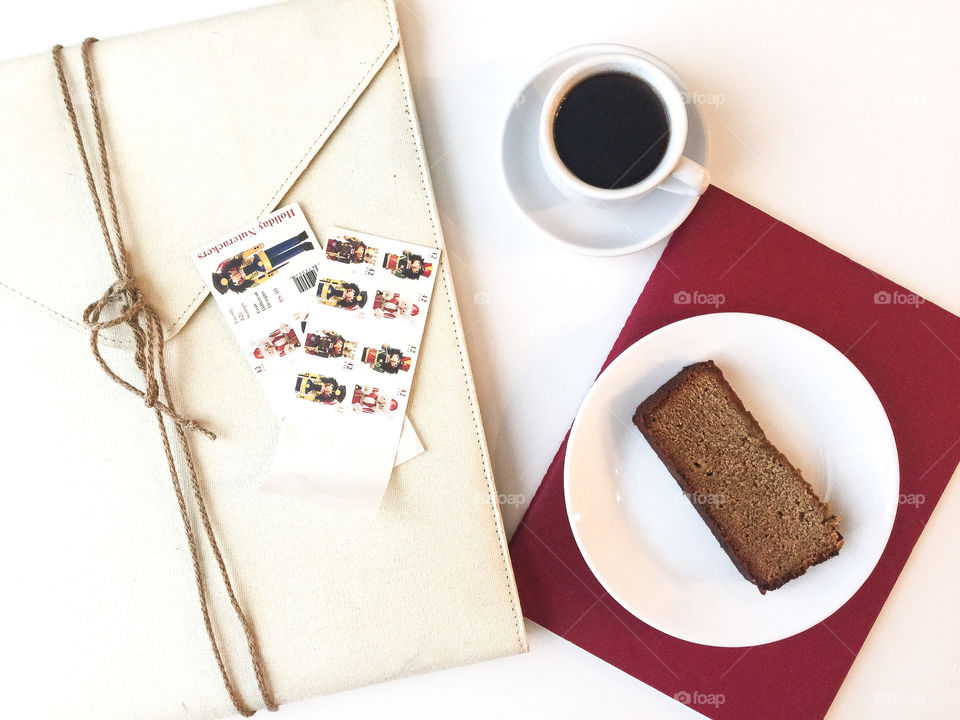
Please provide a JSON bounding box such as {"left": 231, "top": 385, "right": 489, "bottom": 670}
{"left": 189, "top": 205, "right": 423, "bottom": 469}
{"left": 263, "top": 227, "right": 440, "bottom": 513}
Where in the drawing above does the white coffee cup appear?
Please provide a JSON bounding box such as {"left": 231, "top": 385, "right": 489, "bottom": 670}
{"left": 539, "top": 52, "right": 710, "bottom": 203}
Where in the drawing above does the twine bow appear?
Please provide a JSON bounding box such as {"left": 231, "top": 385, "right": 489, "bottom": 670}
{"left": 82, "top": 277, "right": 216, "bottom": 438}
{"left": 53, "top": 39, "right": 277, "bottom": 716}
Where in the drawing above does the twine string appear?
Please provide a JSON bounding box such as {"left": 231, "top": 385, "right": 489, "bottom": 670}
{"left": 52, "top": 38, "right": 277, "bottom": 717}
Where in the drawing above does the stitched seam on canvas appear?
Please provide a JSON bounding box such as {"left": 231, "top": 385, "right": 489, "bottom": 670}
{"left": 9, "top": 1, "right": 397, "bottom": 343}
{"left": 255, "top": 0, "right": 398, "bottom": 221}
{"left": 393, "top": 51, "right": 527, "bottom": 651}
{"left": 169, "top": 285, "right": 208, "bottom": 333}
{"left": 164, "top": 0, "right": 397, "bottom": 337}
{"left": 161, "top": 0, "right": 398, "bottom": 337}
{"left": 0, "top": 278, "right": 131, "bottom": 348}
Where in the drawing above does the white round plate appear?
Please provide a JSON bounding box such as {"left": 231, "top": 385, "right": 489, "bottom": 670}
{"left": 500, "top": 44, "right": 709, "bottom": 256}
{"left": 564, "top": 313, "right": 899, "bottom": 647}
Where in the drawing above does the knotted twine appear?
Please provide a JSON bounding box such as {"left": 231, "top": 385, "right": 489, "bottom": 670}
{"left": 52, "top": 38, "right": 277, "bottom": 717}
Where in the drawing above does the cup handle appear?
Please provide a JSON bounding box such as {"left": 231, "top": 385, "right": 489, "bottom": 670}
{"left": 658, "top": 156, "right": 710, "bottom": 196}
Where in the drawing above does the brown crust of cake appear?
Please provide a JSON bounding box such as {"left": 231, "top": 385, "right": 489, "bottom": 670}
{"left": 633, "top": 361, "right": 843, "bottom": 594}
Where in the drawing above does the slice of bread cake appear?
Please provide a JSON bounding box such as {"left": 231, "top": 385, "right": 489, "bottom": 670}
{"left": 632, "top": 360, "right": 843, "bottom": 593}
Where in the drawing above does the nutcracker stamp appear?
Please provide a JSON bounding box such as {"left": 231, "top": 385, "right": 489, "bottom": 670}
{"left": 304, "top": 330, "right": 357, "bottom": 360}
{"left": 372, "top": 290, "right": 421, "bottom": 320}
{"left": 211, "top": 231, "right": 314, "bottom": 294}
{"left": 351, "top": 385, "right": 399, "bottom": 415}
{"left": 381, "top": 250, "right": 434, "bottom": 281}
{"left": 317, "top": 277, "right": 368, "bottom": 311}
{"left": 295, "top": 372, "right": 347, "bottom": 406}
{"left": 360, "top": 344, "right": 412, "bottom": 374}
{"left": 252, "top": 324, "right": 302, "bottom": 362}
{"left": 325, "top": 233, "right": 379, "bottom": 266}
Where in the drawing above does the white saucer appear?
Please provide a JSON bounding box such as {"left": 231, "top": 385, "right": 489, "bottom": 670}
{"left": 564, "top": 313, "right": 899, "bottom": 646}
{"left": 500, "top": 44, "right": 710, "bottom": 256}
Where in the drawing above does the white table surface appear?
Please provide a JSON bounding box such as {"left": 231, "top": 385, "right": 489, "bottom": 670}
{"left": 5, "top": 1, "right": 959, "bottom": 718}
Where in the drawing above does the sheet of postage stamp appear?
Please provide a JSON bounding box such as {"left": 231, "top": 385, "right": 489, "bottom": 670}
{"left": 191, "top": 205, "right": 432, "bottom": 511}
{"left": 192, "top": 203, "right": 315, "bottom": 401}
{"left": 265, "top": 226, "right": 440, "bottom": 512}
{"left": 192, "top": 204, "right": 431, "bottom": 512}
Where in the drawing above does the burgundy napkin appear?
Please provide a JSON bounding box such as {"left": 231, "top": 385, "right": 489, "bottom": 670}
{"left": 509, "top": 187, "right": 960, "bottom": 720}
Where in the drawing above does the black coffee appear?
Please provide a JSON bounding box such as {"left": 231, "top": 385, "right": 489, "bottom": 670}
{"left": 553, "top": 72, "right": 670, "bottom": 189}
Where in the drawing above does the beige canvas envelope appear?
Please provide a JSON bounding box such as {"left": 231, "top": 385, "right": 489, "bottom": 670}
{"left": 0, "top": 1, "right": 527, "bottom": 718}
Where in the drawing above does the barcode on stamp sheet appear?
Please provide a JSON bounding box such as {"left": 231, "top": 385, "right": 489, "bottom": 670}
{"left": 292, "top": 265, "right": 318, "bottom": 293}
